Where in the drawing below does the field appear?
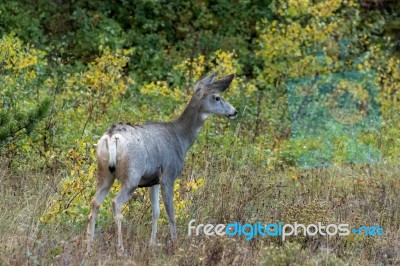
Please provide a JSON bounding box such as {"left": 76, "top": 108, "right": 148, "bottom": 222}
{"left": 1, "top": 147, "right": 399, "bottom": 265}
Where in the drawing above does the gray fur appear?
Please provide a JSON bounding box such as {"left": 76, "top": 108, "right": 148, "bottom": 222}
{"left": 86, "top": 74, "right": 237, "bottom": 254}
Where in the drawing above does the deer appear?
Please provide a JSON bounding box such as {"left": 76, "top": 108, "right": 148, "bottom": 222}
{"left": 86, "top": 73, "right": 237, "bottom": 254}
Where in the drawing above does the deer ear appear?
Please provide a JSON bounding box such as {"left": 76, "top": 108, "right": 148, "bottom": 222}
{"left": 207, "top": 74, "right": 234, "bottom": 93}
{"left": 194, "top": 73, "right": 218, "bottom": 92}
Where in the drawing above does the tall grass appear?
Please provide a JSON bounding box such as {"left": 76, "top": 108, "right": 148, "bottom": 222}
{"left": 1, "top": 152, "right": 399, "bottom": 265}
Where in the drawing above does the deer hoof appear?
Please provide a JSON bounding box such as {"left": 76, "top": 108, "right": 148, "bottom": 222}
{"left": 149, "top": 241, "right": 164, "bottom": 248}
{"left": 117, "top": 246, "right": 126, "bottom": 257}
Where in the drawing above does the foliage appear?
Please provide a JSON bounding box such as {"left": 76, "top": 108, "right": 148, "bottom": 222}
{"left": 256, "top": 0, "right": 400, "bottom": 166}
{"left": 0, "top": 34, "right": 51, "bottom": 148}
{"left": 0, "top": 98, "right": 51, "bottom": 146}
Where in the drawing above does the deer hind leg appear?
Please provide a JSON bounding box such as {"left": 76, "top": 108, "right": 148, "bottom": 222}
{"left": 87, "top": 163, "right": 115, "bottom": 254}
{"left": 149, "top": 184, "right": 160, "bottom": 246}
{"left": 112, "top": 171, "right": 139, "bottom": 253}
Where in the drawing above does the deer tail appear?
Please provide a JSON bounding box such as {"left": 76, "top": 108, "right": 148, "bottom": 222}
{"left": 108, "top": 135, "right": 118, "bottom": 173}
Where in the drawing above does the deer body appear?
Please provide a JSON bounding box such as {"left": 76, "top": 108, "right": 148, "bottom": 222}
{"left": 87, "top": 74, "right": 237, "bottom": 253}
{"left": 101, "top": 122, "right": 188, "bottom": 188}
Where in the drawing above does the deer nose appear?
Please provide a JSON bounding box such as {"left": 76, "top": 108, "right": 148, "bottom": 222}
{"left": 228, "top": 110, "right": 238, "bottom": 119}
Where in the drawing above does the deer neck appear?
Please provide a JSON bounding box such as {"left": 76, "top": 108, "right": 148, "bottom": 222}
{"left": 173, "top": 100, "right": 207, "bottom": 152}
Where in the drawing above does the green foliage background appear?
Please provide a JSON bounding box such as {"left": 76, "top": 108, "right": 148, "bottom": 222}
{"left": 1, "top": 0, "right": 400, "bottom": 264}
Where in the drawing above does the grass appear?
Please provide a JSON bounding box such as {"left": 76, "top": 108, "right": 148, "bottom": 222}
{"left": 1, "top": 151, "right": 399, "bottom": 265}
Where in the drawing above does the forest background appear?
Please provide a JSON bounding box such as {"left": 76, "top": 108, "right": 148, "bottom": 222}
{"left": 1, "top": 0, "right": 400, "bottom": 264}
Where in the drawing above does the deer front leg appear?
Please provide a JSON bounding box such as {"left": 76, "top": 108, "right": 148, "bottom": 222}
{"left": 161, "top": 183, "right": 177, "bottom": 242}
{"left": 149, "top": 184, "right": 160, "bottom": 246}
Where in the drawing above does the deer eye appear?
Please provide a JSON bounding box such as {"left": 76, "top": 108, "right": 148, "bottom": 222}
{"left": 215, "top": 96, "right": 221, "bottom": 102}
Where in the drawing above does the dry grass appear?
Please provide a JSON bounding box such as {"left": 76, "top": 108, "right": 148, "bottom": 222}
{"left": 1, "top": 154, "right": 399, "bottom": 265}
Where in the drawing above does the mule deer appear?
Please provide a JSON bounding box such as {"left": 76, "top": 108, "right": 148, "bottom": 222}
{"left": 86, "top": 73, "right": 237, "bottom": 253}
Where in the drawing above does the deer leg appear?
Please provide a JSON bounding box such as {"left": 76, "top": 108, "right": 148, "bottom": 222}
{"left": 112, "top": 178, "right": 138, "bottom": 253}
{"left": 161, "top": 183, "right": 177, "bottom": 242}
{"left": 149, "top": 184, "right": 160, "bottom": 246}
{"left": 86, "top": 168, "right": 114, "bottom": 254}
